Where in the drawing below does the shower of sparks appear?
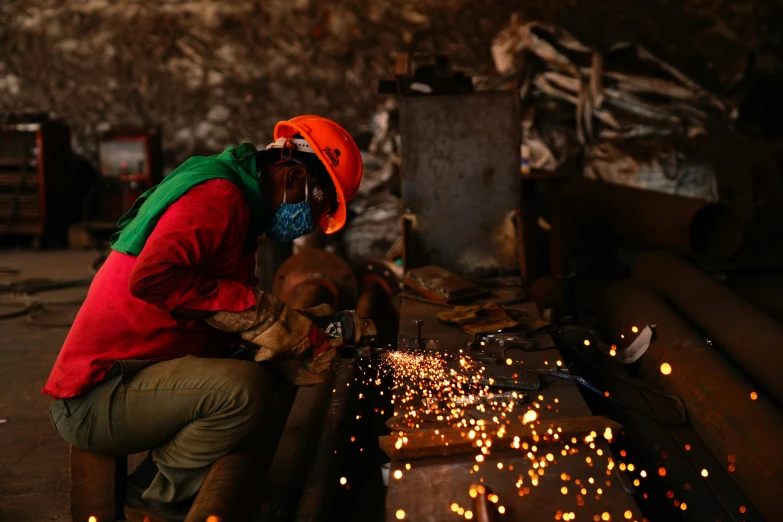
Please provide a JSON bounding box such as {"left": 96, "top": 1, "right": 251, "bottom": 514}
{"left": 364, "top": 347, "right": 649, "bottom": 521}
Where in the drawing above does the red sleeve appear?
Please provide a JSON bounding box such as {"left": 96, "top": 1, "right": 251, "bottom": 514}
{"left": 128, "top": 179, "right": 257, "bottom": 313}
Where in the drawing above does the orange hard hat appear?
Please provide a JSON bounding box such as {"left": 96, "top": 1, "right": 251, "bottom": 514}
{"left": 274, "top": 115, "right": 363, "bottom": 235}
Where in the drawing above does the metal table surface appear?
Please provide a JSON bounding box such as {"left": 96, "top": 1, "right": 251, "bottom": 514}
{"left": 383, "top": 295, "right": 644, "bottom": 522}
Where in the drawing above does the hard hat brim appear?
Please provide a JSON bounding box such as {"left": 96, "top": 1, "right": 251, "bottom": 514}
{"left": 274, "top": 120, "right": 348, "bottom": 235}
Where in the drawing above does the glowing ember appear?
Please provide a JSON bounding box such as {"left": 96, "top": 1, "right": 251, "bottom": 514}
{"left": 206, "top": 517, "right": 219, "bottom": 522}
{"left": 631, "top": 326, "right": 639, "bottom": 333}
{"left": 452, "top": 503, "right": 460, "bottom": 512}
{"left": 601, "top": 512, "right": 611, "bottom": 521}
{"left": 660, "top": 363, "right": 672, "bottom": 375}
{"left": 750, "top": 391, "right": 758, "bottom": 400}
{"left": 624, "top": 511, "right": 632, "bottom": 519}
{"left": 701, "top": 469, "right": 709, "bottom": 478}
{"left": 89, "top": 518, "right": 98, "bottom": 522}
{"left": 498, "top": 506, "right": 506, "bottom": 514}
{"left": 396, "top": 509, "right": 406, "bottom": 519}
{"left": 658, "top": 467, "right": 667, "bottom": 477}
{"left": 584, "top": 340, "right": 591, "bottom": 346}
{"left": 464, "top": 510, "right": 474, "bottom": 520}
{"left": 340, "top": 477, "right": 347, "bottom": 485}
{"left": 394, "top": 470, "right": 403, "bottom": 479}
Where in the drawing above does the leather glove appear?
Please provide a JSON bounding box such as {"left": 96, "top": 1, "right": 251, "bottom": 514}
{"left": 274, "top": 337, "right": 342, "bottom": 386}
{"left": 206, "top": 288, "right": 315, "bottom": 361}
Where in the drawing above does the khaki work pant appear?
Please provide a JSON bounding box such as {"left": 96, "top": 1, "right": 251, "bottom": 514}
{"left": 49, "top": 355, "right": 272, "bottom": 503}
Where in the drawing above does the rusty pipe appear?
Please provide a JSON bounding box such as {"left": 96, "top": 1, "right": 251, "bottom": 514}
{"left": 187, "top": 248, "right": 358, "bottom": 522}
{"left": 633, "top": 251, "right": 783, "bottom": 406}
{"left": 273, "top": 247, "right": 359, "bottom": 311}
{"left": 565, "top": 178, "right": 744, "bottom": 261}
{"left": 286, "top": 281, "right": 339, "bottom": 311}
{"left": 357, "top": 258, "right": 402, "bottom": 320}
{"left": 294, "top": 359, "right": 358, "bottom": 522}
{"left": 598, "top": 280, "right": 783, "bottom": 520}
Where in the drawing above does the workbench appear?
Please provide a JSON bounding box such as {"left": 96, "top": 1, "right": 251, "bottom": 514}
{"left": 382, "top": 295, "right": 643, "bottom": 521}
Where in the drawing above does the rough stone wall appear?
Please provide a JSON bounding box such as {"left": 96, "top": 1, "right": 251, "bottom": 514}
{"left": 1, "top": 0, "right": 781, "bottom": 170}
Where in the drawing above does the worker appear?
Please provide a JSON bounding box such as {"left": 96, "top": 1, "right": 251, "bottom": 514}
{"left": 42, "top": 116, "right": 363, "bottom": 521}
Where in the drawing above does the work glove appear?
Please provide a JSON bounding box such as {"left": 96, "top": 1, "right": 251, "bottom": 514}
{"left": 206, "top": 288, "right": 315, "bottom": 361}
{"left": 275, "top": 304, "right": 342, "bottom": 386}
{"left": 206, "top": 289, "right": 341, "bottom": 386}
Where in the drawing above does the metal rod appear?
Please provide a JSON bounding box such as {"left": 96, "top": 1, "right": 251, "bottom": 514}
{"left": 599, "top": 280, "right": 783, "bottom": 520}
{"left": 295, "top": 359, "right": 358, "bottom": 522}
{"left": 633, "top": 250, "right": 783, "bottom": 406}
{"left": 565, "top": 178, "right": 744, "bottom": 261}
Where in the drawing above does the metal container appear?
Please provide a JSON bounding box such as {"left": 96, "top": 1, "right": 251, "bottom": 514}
{"left": 399, "top": 92, "right": 521, "bottom": 275}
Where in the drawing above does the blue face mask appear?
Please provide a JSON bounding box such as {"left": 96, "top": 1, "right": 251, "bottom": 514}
{"left": 266, "top": 178, "right": 315, "bottom": 242}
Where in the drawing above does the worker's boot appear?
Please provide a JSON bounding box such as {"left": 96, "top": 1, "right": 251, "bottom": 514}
{"left": 123, "top": 454, "right": 191, "bottom": 522}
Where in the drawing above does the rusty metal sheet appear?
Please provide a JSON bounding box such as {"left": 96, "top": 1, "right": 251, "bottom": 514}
{"left": 404, "top": 265, "right": 488, "bottom": 303}
{"left": 385, "top": 441, "right": 643, "bottom": 522}
{"left": 380, "top": 416, "right": 621, "bottom": 460}
{"left": 400, "top": 92, "right": 521, "bottom": 275}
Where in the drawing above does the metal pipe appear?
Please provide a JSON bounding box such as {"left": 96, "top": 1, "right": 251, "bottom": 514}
{"left": 598, "top": 280, "right": 783, "bottom": 520}
{"left": 295, "top": 359, "right": 358, "bottom": 522}
{"left": 633, "top": 250, "right": 783, "bottom": 406}
{"left": 724, "top": 270, "right": 783, "bottom": 325}
{"left": 286, "top": 281, "right": 338, "bottom": 311}
{"left": 356, "top": 278, "right": 383, "bottom": 319}
{"left": 557, "top": 329, "right": 760, "bottom": 521}
{"left": 273, "top": 247, "right": 359, "bottom": 311}
{"left": 565, "top": 178, "right": 744, "bottom": 261}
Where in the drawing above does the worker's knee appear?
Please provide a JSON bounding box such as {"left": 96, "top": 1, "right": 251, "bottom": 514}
{"left": 219, "top": 361, "right": 273, "bottom": 427}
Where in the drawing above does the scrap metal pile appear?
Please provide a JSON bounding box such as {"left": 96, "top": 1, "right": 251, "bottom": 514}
{"left": 490, "top": 19, "right": 738, "bottom": 200}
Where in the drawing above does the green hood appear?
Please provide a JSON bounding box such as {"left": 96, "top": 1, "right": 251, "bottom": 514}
{"left": 110, "top": 143, "right": 267, "bottom": 255}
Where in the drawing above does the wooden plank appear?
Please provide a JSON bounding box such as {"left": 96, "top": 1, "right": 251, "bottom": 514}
{"left": 380, "top": 416, "right": 621, "bottom": 461}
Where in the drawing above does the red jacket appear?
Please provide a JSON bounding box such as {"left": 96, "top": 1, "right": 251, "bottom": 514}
{"left": 43, "top": 179, "right": 258, "bottom": 399}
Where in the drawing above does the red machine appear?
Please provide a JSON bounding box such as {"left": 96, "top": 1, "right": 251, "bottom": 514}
{"left": 94, "top": 126, "right": 163, "bottom": 222}
{"left": 73, "top": 126, "right": 163, "bottom": 247}
{"left": 0, "top": 113, "right": 71, "bottom": 246}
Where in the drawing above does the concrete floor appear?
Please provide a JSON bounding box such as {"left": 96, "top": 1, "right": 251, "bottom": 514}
{"left": 0, "top": 250, "right": 98, "bottom": 522}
